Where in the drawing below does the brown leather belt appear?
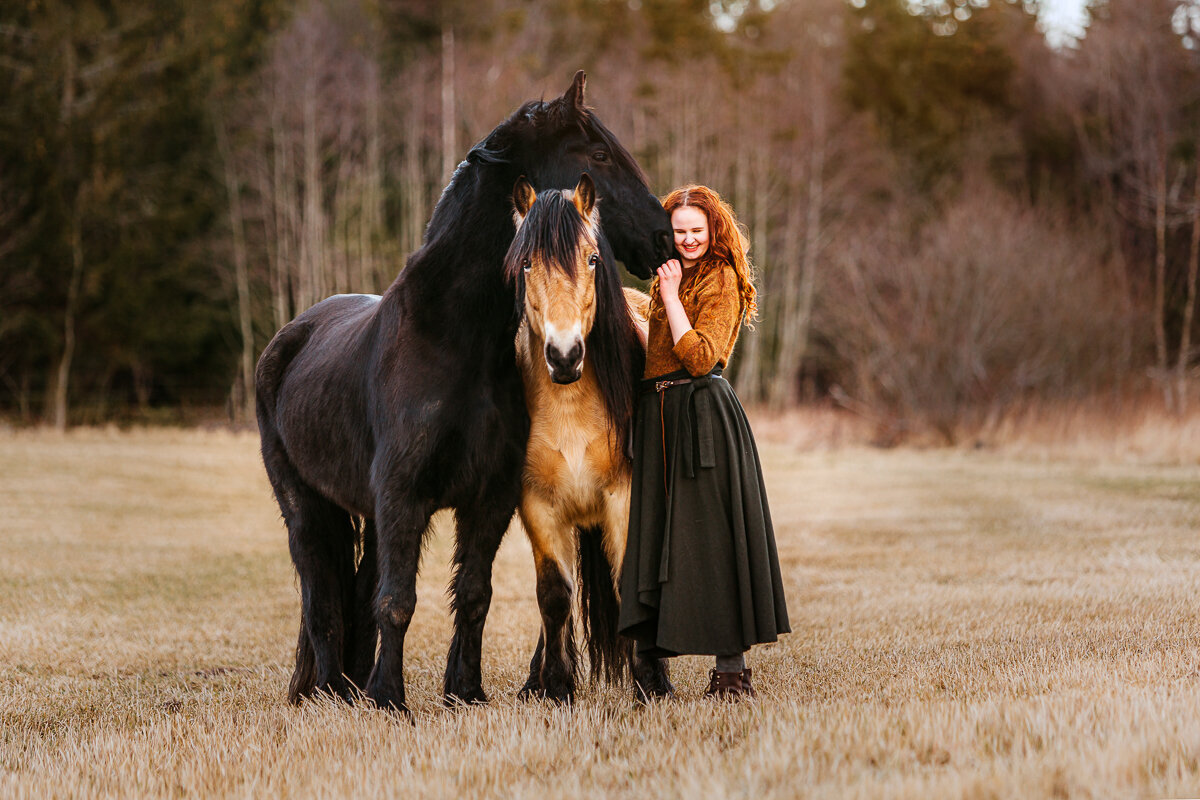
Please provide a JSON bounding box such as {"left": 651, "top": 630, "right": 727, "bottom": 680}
{"left": 653, "top": 377, "right": 693, "bottom": 392}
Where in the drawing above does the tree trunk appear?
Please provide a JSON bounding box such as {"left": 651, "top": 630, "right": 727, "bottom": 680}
{"left": 216, "top": 116, "right": 255, "bottom": 424}
{"left": 53, "top": 37, "right": 79, "bottom": 432}
{"left": 1177, "top": 163, "right": 1200, "bottom": 413}
{"left": 441, "top": 26, "right": 457, "bottom": 185}
{"left": 770, "top": 63, "right": 826, "bottom": 409}
{"left": 301, "top": 70, "right": 324, "bottom": 311}
{"left": 736, "top": 113, "right": 770, "bottom": 405}
{"left": 269, "top": 97, "right": 291, "bottom": 330}
{"left": 1154, "top": 155, "right": 1170, "bottom": 408}
{"left": 401, "top": 75, "right": 426, "bottom": 261}
{"left": 362, "top": 63, "right": 382, "bottom": 292}
{"left": 54, "top": 211, "right": 83, "bottom": 431}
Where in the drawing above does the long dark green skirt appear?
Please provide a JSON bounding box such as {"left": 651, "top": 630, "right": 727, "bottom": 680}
{"left": 617, "top": 368, "right": 790, "bottom": 658}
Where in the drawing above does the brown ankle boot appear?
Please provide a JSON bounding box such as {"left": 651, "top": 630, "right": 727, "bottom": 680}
{"left": 705, "top": 669, "right": 745, "bottom": 699}
{"left": 740, "top": 668, "right": 757, "bottom": 698}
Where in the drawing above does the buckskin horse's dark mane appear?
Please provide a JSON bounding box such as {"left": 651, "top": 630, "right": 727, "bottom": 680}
{"left": 505, "top": 189, "right": 643, "bottom": 455}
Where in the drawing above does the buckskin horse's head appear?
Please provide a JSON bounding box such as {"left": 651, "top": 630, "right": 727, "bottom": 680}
{"left": 467, "top": 71, "right": 672, "bottom": 280}
{"left": 508, "top": 174, "right": 602, "bottom": 384}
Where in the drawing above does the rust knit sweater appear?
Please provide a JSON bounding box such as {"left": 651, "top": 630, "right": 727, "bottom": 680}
{"left": 644, "top": 260, "right": 743, "bottom": 379}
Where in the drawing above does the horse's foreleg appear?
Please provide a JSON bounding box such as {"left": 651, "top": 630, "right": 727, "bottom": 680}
{"left": 366, "top": 496, "right": 435, "bottom": 715}
{"left": 518, "top": 496, "right": 577, "bottom": 703}
{"left": 444, "top": 492, "right": 520, "bottom": 705}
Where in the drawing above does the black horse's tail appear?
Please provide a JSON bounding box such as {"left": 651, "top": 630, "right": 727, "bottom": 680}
{"left": 576, "top": 525, "right": 631, "bottom": 684}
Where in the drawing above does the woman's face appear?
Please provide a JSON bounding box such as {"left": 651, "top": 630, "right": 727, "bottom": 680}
{"left": 671, "top": 205, "right": 710, "bottom": 268}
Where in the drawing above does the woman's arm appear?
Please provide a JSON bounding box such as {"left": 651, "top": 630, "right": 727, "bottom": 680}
{"left": 656, "top": 260, "right": 693, "bottom": 345}
{"left": 660, "top": 262, "right": 742, "bottom": 376}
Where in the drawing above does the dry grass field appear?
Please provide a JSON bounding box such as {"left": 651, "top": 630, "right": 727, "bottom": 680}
{"left": 3, "top": 423, "right": 1200, "bottom": 799}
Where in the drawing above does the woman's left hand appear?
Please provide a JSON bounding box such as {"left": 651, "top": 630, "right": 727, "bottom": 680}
{"left": 657, "top": 259, "right": 683, "bottom": 304}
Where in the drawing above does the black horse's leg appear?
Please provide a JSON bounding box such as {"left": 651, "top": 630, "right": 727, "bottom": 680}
{"left": 344, "top": 518, "right": 378, "bottom": 694}
{"left": 284, "top": 488, "right": 357, "bottom": 702}
{"left": 262, "top": 429, "right": 357, "bottom": 703}
{"left": 366, "top": 496, "right": 435, "bottom": 714}
{"left": 444, "top": 495, "right": 518, "bottom": 705}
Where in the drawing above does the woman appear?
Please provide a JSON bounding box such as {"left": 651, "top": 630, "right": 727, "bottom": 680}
{"left": 618, "top": 185, "right": 790, "bottom": 699}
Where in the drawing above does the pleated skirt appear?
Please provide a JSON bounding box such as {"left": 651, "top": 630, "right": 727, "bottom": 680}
{"left": 617, "top": 368, "right": 790, "bottom": 658}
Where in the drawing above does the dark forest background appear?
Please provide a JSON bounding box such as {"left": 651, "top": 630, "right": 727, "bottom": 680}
{"left": 4, "top": 0, "right": 1200, "bottom": 439}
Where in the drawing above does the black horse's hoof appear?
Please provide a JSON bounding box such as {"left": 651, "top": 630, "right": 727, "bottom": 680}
{"left": 365, "top": 680, "right": 410, "bottom": 717}
{"left": 517, "top": 676, "right": 543, "bottom": 701}
{"left": 293, "top": 679, "right": 355, "bottom": 706}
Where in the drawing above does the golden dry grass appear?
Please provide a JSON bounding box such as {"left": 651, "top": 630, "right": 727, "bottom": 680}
{"left": 3, "top": 426, "right": 1200, "bottom": 798}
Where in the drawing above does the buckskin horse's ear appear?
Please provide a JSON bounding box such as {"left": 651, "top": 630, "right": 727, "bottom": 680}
{"left": 572, "top": 173, "right": 595, "bottom": 219}
{"left": 564, "top": 70, "right": 586, "bottom": 113}
{"left": 513, "top": 176, "right": 536, "bottom": 220}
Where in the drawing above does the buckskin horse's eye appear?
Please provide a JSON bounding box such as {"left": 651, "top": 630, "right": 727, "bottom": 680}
{"left": 588, "top": 253, "right": 599, "bottom": 270}
{"left": 522, "top": 257, "right": 531, "bottom": 273}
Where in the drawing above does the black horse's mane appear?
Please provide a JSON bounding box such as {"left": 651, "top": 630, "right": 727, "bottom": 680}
{"left": 506, "top": 190, "right": 642, "bottom": 457}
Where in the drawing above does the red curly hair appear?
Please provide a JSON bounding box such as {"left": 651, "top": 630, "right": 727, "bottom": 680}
{"left": 659, "top": 184, "right": 758, "bottom": 325}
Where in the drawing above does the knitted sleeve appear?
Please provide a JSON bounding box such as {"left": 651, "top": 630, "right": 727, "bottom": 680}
{"left": 672, "top": 265, "right": 741, "bottom": 377}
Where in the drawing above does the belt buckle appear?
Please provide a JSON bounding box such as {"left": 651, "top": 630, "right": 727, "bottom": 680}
{"left": 655, "top": 380, "right": 670, "bottom": 392}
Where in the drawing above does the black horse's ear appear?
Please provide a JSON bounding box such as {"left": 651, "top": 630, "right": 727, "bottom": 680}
{"left": 572, "top": 173, "right": 595, "bottom": 219}
{"left": 513, "top": 176, "right": 536, "bottom": 219}
{"left": 564, "top": 70, "right": 587, "bottom": 113}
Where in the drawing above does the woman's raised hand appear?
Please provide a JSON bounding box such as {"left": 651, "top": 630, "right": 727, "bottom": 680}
{"left": 657, "top": 259, "right": 683, "bottom": 304}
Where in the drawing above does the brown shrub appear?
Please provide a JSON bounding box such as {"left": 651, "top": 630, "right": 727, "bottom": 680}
{"left": 818, "top": 180, "right": 1144, "bottom": 442}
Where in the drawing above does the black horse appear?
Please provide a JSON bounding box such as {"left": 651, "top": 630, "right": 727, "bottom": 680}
{"left": 255, "top": 72, "right": 674, "bottom": 713}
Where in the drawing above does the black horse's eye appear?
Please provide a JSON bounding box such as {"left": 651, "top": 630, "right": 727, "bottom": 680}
{"left": 522, "top": 257, "right": 531, "bottom": 272}
{"left": 591, "top": 150, "right": 609, "bottom": 163}
{"left": 588, "top": 253, "right": 599, "bottom": 269}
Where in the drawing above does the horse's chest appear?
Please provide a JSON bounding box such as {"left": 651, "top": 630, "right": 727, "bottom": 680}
{"left": 524, "top": 418, "right": 619, "bottom": 514}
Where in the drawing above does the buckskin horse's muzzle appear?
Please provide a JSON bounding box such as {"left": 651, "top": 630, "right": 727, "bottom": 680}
{"left": 546, "top": 338, "right": 584, "bottom": 384}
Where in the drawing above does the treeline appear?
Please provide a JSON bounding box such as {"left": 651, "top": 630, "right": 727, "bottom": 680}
{"left": 3, "top": 0, "right": 1200, "bottom": 439}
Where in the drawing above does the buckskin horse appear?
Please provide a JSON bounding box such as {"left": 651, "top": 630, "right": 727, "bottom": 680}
{"left": 255, "top": 72, "right": 674, "bottom": 713}
{"left": 506, "top": 174, "right": 673, "bottom": 703}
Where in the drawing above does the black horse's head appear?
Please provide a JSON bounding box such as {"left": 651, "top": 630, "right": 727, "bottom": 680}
{"left": 467, "top": 71, "right": 672, "bottom": 279}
